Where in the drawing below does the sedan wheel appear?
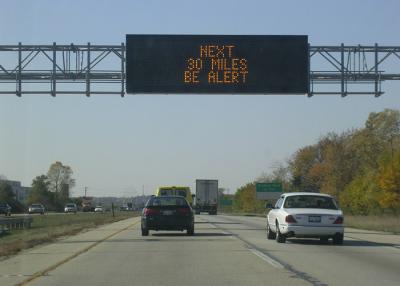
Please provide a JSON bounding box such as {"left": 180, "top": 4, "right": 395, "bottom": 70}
{"left": 275, "top": 222, "right": 286, "bottom": 243}
{"left": 266, "top": 221, "right": 276, "bottom": 240}
{"left": 332, "top": 233, "right": 344, "bottom": 245}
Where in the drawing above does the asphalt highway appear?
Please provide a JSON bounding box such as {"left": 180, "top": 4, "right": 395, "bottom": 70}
{"left": 3, "top": 214, "right": 399, "bottom": 286}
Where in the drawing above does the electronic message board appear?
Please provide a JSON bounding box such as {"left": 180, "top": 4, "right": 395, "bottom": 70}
{"left": 126, "top": 35, "right": 308, "bottom": 94}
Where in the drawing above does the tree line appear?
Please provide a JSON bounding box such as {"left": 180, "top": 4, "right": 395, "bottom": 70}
{"left": 232, "top": 109, "right": 400, "bottom": 215}
{"left": 0, "top": 161, "right": 75, "bottom": 212}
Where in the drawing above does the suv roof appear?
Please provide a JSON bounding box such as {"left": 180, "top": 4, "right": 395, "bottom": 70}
{"left": 281, "top": 192, "right": 334, "bottom": 198}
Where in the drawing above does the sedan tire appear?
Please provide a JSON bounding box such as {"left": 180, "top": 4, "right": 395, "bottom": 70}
{"left": 275, "top": 222, "right": 286, "bottom": 243}
{"left": 332, "top": 233, "right": 344, "bottom": 245}
{"left": 266, "top": 221, "right": 276, "bottom": 240}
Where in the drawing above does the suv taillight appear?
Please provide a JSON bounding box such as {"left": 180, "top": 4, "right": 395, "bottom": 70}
{"left": 144, "top": 208, "right": 159, "bottom": 216}
{"left": 333, "top": 216, "right": 343, "bottom": 224}
{"left": 285, "top": 215, "right": 297, "bottom": 223}
{"left": 177, "top": 208, "right": 190, "bottom": 215}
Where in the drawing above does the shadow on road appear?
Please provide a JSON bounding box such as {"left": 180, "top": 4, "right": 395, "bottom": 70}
{"left": 152, "top": 232, "right": 232, "bottom": 237}
{"left": 345, "top": 230, "right": 397, "bottom": 236}
{"left": 196, "top": 221, "right": 241, "bottom": 225}
{"left": 286, "top": 238, "right": 398, "bottom": 248}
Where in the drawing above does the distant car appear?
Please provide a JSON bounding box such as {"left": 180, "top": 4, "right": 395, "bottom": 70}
{"left": 28, "top": 204, "right": 45, "bottom": 215}
{"left": 141, "top": 196, "right": 194, "bottom": 236}
{"left": 94, "top": 206, "right": 104, "bottom": 213}
{"left": 266, "top": 192, "right": 344, "bottom": 244}
{"left": 119, "top": 206, "right": 129, "bottom": 211}
{"left": 64, "top": 203, "right": 77, "bottom": 214}
{"left": 0, "top": 202, "right": 11, "bottom": 216}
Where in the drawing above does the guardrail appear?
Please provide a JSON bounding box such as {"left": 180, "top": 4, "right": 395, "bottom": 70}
{"left": 0, "top": 216, "right": 33, "bottom": 234}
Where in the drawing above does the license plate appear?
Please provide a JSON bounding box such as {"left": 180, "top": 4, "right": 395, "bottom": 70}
{"left": 308, "top": 216, "right": 321, "bottom": 223}
{"left": 162, "top": 210, "right": 174, "bottom": 215}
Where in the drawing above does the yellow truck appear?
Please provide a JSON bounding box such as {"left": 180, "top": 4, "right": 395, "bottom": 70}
{"left": 155, "top": 186, "right": 193, "bottom": 206}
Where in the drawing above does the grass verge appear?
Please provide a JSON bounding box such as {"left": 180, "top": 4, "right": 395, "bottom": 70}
{"left": 344, "top": 215, "right": 400, "bottom": 234}
{"left": 0, "top": 212, "right": 137, "bottom": 258}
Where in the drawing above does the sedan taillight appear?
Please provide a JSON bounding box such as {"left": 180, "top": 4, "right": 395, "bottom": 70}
{"left": 285, "top": 215, "right": 297, "bottom": 223}
{"left": 333, "top": 216, "right": 343, "bottom": 224}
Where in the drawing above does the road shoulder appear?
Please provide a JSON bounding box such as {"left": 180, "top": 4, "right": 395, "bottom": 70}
{"left": 0, "top": 217, "right": 139, "bottom": 286}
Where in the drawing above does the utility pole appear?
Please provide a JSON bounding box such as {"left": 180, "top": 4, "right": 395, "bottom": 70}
{"left": 84, "top": 186, "right": 87, "bottom": 197}
{"left": 142, "top": 185, "right": 145, "bottom": 196}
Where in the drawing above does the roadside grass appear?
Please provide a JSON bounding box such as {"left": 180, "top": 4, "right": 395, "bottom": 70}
{"left": 0, "top": 212, "right": 137, "bottom": 257}
{"left": 344, "top": 215, "right": 400, "bottom": 234}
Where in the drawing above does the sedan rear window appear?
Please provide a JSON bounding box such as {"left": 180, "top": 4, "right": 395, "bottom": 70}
{"left": 148, "top": 197, "right": 188, "bottom": 207}
{"left": 284, "top": 195, "right": 338, "bottom": 210}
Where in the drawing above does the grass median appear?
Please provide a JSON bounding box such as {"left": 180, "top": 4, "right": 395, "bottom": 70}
{"left": 0, "top": 212, "right": 138, "bottom": 258}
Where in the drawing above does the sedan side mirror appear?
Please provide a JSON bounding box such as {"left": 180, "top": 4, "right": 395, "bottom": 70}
{"left": 265, "top": 203, "right": 274, "bottom": 209}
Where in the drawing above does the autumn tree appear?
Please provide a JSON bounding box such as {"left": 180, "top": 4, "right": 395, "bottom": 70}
{"left": 378, "top": 151, "right": 400, "bottom": 213}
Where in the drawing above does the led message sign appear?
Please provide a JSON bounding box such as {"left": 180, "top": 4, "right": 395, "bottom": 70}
{"left": 126, "top": 35, "right": 308, "bottom": 94}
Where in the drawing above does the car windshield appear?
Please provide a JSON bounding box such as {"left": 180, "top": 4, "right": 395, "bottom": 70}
{"left": 283, "top": 196, "right": 338, "bottom": 210}
{"left": 0, "top": 203, "right": 8, "bottom": 207}
{"left": 31, "top": 204, "right": 42, "bottom": 207}
{"left": 148, "top": 197, "right": 188, "bottom": 207}
{"left": 66, "top": 204, "right": 75, "bottom": 207}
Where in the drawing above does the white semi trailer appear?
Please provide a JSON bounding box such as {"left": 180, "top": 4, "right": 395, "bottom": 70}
{"left": 195, "top": 179, "right": 218, "bottom": 215}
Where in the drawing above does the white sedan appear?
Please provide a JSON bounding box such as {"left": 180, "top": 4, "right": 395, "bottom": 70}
{"left": 266, "top": 192, "right": 344, "bottom": 244}
{"left": 94, "top": 206, "right": 104, "bottom": 213}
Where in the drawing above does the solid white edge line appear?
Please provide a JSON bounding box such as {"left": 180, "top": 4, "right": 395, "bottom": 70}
{"left": 249, "top": 248, "right": 284, "bottom": 269}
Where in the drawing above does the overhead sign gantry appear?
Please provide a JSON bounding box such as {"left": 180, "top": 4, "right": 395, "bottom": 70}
{"left": 0, "top": 35, "right": 399, "bottom": 97}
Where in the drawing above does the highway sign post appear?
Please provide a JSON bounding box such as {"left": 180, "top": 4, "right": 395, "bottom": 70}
{"left": 256, "top": 182, "right": 283, "bottom": 200}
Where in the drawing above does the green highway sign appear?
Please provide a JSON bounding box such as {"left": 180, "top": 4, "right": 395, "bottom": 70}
{"left": 256, "top": 182, "right": 283, "bottom": 200}
{"left": 219, "top": 199, "right": 233, "bottom": 206}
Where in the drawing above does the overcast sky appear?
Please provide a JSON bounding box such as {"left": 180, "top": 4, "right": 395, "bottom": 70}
{"left": 0, "top": 0, "right": 399, "bottom": 197}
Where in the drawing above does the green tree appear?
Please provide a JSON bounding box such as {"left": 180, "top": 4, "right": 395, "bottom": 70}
{"left": 0, "top": 182, "right": 15, "bottom": 203}
{"left": 339, "top": 172, "right": 380, "bottom": 215}
{"left": 0, "top": 182, "right": 25, "bottom": 212}
{"left": 378, "top": 151, "right": 400, "bottom": 213}
{"left": 233, "top": 183, "right": 265, "bottom": 213}
{"left": 28, "top": 175, "right": 56, "bottom": 210}
{"left": 47, "top": 161, "right": 75, "bottom": 198}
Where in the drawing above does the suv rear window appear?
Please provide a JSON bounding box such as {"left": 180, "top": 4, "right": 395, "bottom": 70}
{"left": 148, "top": 197, "right": 188, "bottom": 207}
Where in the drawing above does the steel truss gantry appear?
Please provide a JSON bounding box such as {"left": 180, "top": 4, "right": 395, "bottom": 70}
{"left": 0, "top": 43, "right": 125, "bottom": 97}
{"left": 310, "top": 44, "right": 400, "bottom": 97}
{"left": 0, "top": 43, "right": 399, "bottom": 97}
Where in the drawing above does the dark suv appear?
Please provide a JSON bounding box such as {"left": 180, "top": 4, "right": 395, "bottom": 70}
{"left": 0, "top": 202, "right": 11, "bottom": 216}
{"left": 141, "top": 196, "right": 194, "bottom": 236}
